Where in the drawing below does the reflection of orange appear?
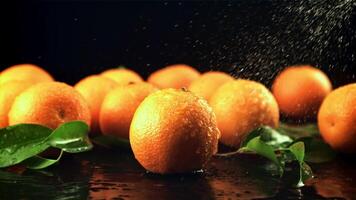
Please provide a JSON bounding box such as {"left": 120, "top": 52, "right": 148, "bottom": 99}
{"left": 99, "top": 82, "right": 157, "bottom": 139}
{"left": 74, "top": 75, "right": 118, "bottom": 135}
{"left": 147, "top": 64, "right": 200, "bottom": 89}
{"left": 0, "top": 64, "right": 54, "bottom": 85}
{"left": 9, "top": 82, "right": 91, "bottom": 129}
{"left": 210, "top": 79, "right": 279, "bottom": 147}
{"left": 0, "top": 81, "right": 32, "bottom": 128}
{"left": 272, "top": 65, "right": 332, "bottom": 118}
{"left": 318, "top": 83, "right": 356, "bottom": 153}
{"left": 101, "top": 68, "right": 143, "bottom": 85}
{"left": 90, "top": 168, "right": 122, "bottom": 199}
{"left": 130, "top": 88, "right": 220, "bottom": 174}
{"left": 189, "top": 71, "right": 234, "bottom": 101}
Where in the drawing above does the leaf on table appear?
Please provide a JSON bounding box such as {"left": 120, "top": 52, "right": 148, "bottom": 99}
{"left": 240, "top": 127, "right": 265, "bottom": 148}
{"left": 0, "top": 121, "right": 92, "bottom": 169}
{"left": 0, "top": 124, "right": 52, "bottom": 168}
{"left": 260, "top": 127, "right": 293, "bottom": 148}
{"left": 22, "top": 150, "right": 63, "bottom": 169}
{"left": 47, "top": 121, "right": 93, "bottom": 153}
{"left": 240, "top": 126, "right": 293, "bottom": 149}
{"left": 288, "top": 142, "right": 305, "bottom": 162}
{"left": 238, "top": 126, "right": 320, "bottom": 187}
{"left": 292, "top": 137, "right": 336, "bottom": 163}
{"left": 288, "top": 142, "right": 313, "bottom": 187}
{"left": 243, "top": 136, "right": 283, "bottom": 175}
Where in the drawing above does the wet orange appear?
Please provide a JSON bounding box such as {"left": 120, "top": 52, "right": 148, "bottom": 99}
{"left": 272, "top": 65, "right": 332, "bottom": 118}
{"left": 99, "top": 82, "right": 157, "bottom": 139}
{"left": 100, "top": 68, "right": 143, "bottom": 85}
{"left": 210, "top": 79, "right": 279, "bottom": 147}
{"left": 0, "top": 64, "right": 54, "bottom": 85}
{"left": 9, "top": 82, "right": 91, "bottom": 129}
{"left": 188, "top": 71, "right": 234, "bottom": 101}
{"left": 130, "top": 88, "right": 220, "bottom": 174}
{"left": 318, "top": 83, "right": 356, "bottom": 153}
{"left": 0, "top": 81, "right": 32, "bottom": 128}
{"left": 74, "top": 75, "right": 118, "bottom": 134}
{"left": 147, "top": 64, "right": 200, "bottom": 89}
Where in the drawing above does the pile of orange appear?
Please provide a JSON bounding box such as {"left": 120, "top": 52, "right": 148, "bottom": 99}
{"left": 1, "top": 61, "right": 355, "bottom": 174}
{"left": 0, "top": 64, "right": 91, "bottom": 129}
{"left": 272, "top": 65, "right": 356, "bottom": 154}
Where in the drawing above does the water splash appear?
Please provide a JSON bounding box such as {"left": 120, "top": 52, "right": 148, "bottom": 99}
{"left": 188, "top": 0, "right": 356, "bottom": 86}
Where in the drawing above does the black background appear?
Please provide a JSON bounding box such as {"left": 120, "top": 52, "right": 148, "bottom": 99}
{"left": 0, "top": 0, "right": 355, "bottom": 86}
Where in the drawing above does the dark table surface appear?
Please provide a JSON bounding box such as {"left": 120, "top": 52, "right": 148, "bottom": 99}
{"left": 1, "top": 146, "right": 355, "bottom": 200}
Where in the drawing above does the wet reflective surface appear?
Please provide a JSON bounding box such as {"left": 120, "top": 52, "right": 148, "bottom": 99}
{"left": 1, "top": 147, "right": 355, "bottom": 200}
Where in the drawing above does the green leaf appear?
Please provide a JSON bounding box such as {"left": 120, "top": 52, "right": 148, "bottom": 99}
{"left": 236, "top": 126, "right": 318, "bottom": 187}
{"left": 292, "top": 137, "right": 336, "bottom": 163}
{"left": 240, "top": 126, "right": 293, "bottom": 149}
{"left": 0, "top": 121, "right": 92, "bottom": 169}
{"left": 22, "top": 150, "right": 63, "bottom": 169}
{"left": 244, "top": 136, "right": 283, "bottom": 175}
{"left": 260, "top": 127, "right": 293, "bottom": 148}
{"left": 240, "top": 127, "right": 264, "bottom": 147}
{"left": 288, "top": 142, "right": 305, "bottom": 162}
{"left": 92, "top": 135, "right": 130, "bottom": 149}
{"left": 288, "top": 142, "right": 313, "bottom": 187}
{"left": 47, "top": 121, "right": 93, "bottom": 153}
{"left": 0, "top": 124, "right": 52, "bottom": 168}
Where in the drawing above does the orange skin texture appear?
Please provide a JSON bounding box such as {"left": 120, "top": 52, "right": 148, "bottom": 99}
{"left": 0, "top": 81, "right": 32, "bottom": 128}
{"left": 210, "top": 79, "right": 279, "bottom": 147}
{"left": 8, "top": 82, "right": 91, "bottom": 129}
{"left": 130, "top": 88, "right": 220, "bottom": 174}
{"left": 99, "top": 82, "right": 157, "bottom": 139}
{"left": 318, "top": 83, "right": 356, "bottom": 153}
{"left": 0, "top": 64, "right": 54, "bottom": 85}
{"left": 147, "top": 64, "right": 200, "bottom": 89}
{"left": 74, "top": 75, "right": 118, "bottom": 135}
{"left": 272, "top": 65, "right": 332, "bottom": 118}
{"left": 188, "top": 71, "right": 235, "bottom": 101}
{"left": 100, "top": 68, "right": 143, "bottom": 85}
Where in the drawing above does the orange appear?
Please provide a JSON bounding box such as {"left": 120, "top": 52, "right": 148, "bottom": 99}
{"left": 99, "top": 82, "right": 157, "bottom": 139}
{"left": 0, "top": 80, "right": 33, "bottom": 128}
{"left": 0, "top": 64, "right": 54, "bottom": 85}
{"left": 147, "top": 64, "right": 200, "bottom": 89}
{"left": 318, "top": 83, "right": 356, "bottom": 153}
{"left": 74, "top": 75, "right": 118, "bottom": 135}
{"left": 210, "top": 79, "right": 279, "bottom": 147}
{"left": 272, "top": 65, "right": 332, "bottom": 119}
{"left": 130, "top": 88, "right": 220, "bottom": 174}
{"left": 100, "top": 68, "right": 143, "bottom": 85}
{"left": 8, "top": 82, "right": 91, "bottom": 129}
{"left": 188, "top": 71, "right": 234, "bottom": 101}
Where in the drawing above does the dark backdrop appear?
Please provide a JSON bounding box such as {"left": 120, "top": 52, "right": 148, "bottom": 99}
{"left": 0, "top": 0, "right": 355, "bottom": 86}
